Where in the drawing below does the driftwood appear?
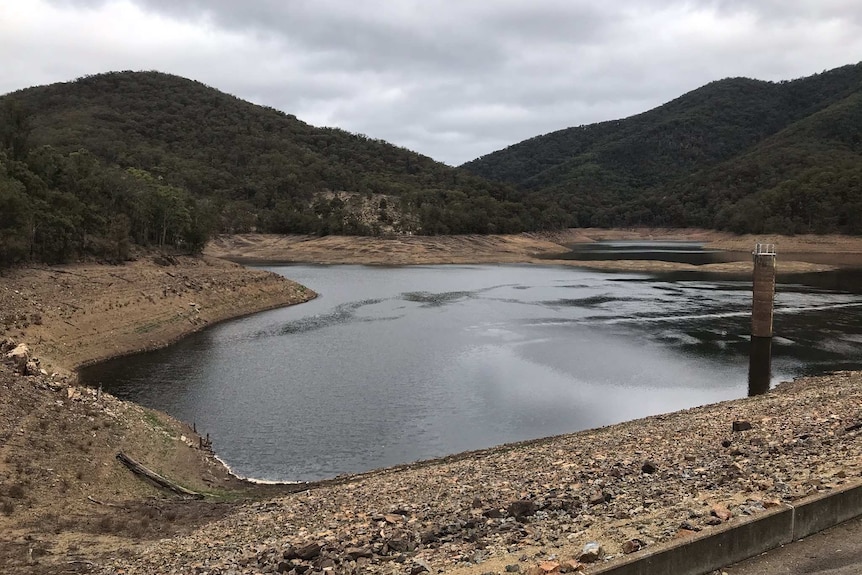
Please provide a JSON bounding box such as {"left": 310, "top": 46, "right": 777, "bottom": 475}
{"left": 116, "top": 452, "right": 204, "bottom": 499}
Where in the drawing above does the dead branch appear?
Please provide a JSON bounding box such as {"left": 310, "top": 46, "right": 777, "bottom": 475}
{"left": 115, "top": 452, "right": 204, "bottom": 499}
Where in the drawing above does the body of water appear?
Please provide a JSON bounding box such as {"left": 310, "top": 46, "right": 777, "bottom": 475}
{"left": 81, "top": 257, "right": 862, "bottom": 481}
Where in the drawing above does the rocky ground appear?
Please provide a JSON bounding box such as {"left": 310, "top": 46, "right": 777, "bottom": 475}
{"left": 0, "top": 252, "right": 316, "bottom": 574}
{"left": 92, "top": 371, "right": 862, "bottom": 575}
{"left": 0, "top": 354, "right": 257, "bottom": 575}
{"left": 2, "top": 235, "right": 862, "bottom": 575}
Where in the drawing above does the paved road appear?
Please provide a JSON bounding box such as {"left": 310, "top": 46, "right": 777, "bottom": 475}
{"left": 723, "top": 515, "right": 862, "bottom": 574}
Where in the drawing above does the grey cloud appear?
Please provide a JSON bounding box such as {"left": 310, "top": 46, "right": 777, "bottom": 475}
{"left": 24, "top": 0, "right": 862, "bottom": 164}
{"left": 711, "top": 0, "right": 862, "bottom": 22}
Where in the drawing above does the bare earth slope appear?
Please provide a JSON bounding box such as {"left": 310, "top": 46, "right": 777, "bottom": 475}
{"left": 0, "top": 253, "right": 315, "bottom": 574}
{"left": 205, "top": 229, "right": 862, "bottom": 273}
{"left": 0, "top": 254, "right": 315, "bottom": 375}
{"left": 2, "top": 233, "right": 862, "bottom": 574}
{"left": 205, "top": 233, "right": 572, "bottom": 265}
{"left": 103, "top": 372, "right": 862, "bottom": 575}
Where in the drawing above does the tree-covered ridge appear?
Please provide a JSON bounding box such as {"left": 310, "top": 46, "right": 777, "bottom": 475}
{"left": 0, "top": 71, "right": 559, "bottom": 265}
{"left": 463, "top": 63, "right": 862, "bottom": 233}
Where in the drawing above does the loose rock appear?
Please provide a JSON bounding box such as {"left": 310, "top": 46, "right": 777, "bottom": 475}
{"left": 578, "top": 542, "right": 603, "bottom": 563}
{"left": 732, "top": 420, "right": 753, "bottom": 432}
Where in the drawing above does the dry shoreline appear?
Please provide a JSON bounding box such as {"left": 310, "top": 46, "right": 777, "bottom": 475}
{"left": 104, "top": 371, "right": 862, "bottom": 575}
{"left": 4, "top": 228, "right": 857, "bottom": 378}
{"left": 2, "top": 231, "right": 862, "bottom": 574}
{"left": 205, "top": 229, "right": 862, "bottom": 274}
{"left": 0, "top": 252, "right": 319, "bottom": 574}
{"left": 0, "top": 253, "right": 316, "bottom": 375}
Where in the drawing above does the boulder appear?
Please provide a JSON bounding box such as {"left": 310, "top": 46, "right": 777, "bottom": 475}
{"left": 385, "top": 536, "right": 409, "bottom": 553}
{"left": 344, "top": 547, "right": 373, "bottom": 561}
{"left": 25, "top": 360, "right": 39, "bottom": 376}
{"left": 578, "top": 542, "right": 603, "bottom": 563}
{"left": 5, "top": 343, "right": 30, "bottom": 374}
{"left": 293, "top": 543, "right": 321, "bottom": 561}
{"left": 711, "top": 504, "right": 732, "bottom": 522}
{"left": 578, "top": 541, "right": 605, "bottom": 563}
{"left": 622, "top": 538, "right": 645, "bottom": 554}
{"left": 507, "top": 500, "right": 537, "bottom": 520}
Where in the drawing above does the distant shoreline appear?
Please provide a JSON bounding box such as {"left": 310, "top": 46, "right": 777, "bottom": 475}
{"left": 3, "top": 228, "right": 860, "bottom": 374}
{"left": 205, "top": 229, "right": 862, "bottom": 274}
{"left": 3, "top": 233, "right": 862, "bottom": 574}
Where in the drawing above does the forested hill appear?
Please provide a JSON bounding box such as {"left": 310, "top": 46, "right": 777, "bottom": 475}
{"left": 462, "top": 63, "right": 862, "bottom": 234}
{"left": 0, "top": 71, "right": 560, "bottom": 265}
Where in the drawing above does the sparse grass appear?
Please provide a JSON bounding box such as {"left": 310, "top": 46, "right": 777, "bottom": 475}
{"left": 142, "top": 410, "right": 176, "bottom": 438}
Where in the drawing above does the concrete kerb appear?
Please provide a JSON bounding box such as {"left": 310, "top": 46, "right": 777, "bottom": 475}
{"left": 585, "top": 506, "right": 793, "bottom": 575}
{"left": 586, "top": 480, "right": 862, "bottom": 575}
{"left": 792, "top": 481, "right": 862, "bottom": 541}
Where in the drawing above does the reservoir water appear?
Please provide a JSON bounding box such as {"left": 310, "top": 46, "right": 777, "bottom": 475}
{"left": 81, "top": 254, "right": 862, "bottom": 481}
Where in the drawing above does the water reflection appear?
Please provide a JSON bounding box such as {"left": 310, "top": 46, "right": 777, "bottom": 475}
{"left": 550, "top": 240, "right": 746, "bottom": 265}
{"left": 748, "top": 337, "right": 772, "bottom": 396}
{"left": 80, "top": 261, "right": 862, "bottom": 481}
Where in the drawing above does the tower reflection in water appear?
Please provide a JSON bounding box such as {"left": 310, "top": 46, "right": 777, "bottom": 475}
{"left": 748, "top": 336, "right": 771, "bottom": 396}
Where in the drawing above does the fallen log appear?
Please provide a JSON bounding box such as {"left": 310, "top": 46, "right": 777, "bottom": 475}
{"left": 115, "top": 452, "right": 204, "bottom": 499}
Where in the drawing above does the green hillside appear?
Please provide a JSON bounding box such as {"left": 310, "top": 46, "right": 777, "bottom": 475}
{"left": 463, "top": 63, "right": 862, "bottom": 233}
{"left": 0, "top": 71, "right": 556, "bottom": 266}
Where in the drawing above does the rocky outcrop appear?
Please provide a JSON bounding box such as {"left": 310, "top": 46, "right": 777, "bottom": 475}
{"left": 4, "top": 342, "right": 34, "bottom": 375}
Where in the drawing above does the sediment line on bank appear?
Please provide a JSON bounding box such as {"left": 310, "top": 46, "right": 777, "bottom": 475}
{"left": 2, "top": 236, "right": 862, "bottom": 574}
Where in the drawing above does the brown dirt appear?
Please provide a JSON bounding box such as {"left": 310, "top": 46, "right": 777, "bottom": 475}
{"left": 101, "top": 371, "right": 862, "bottom": 575}
{"left": 0, "top": 253, "right": 315, "bottom": 376}
{"left": 2, "top": 231, "right": 862, "bottom": 574}
{"left": 0, "top": 362, "right": 267, "bottom": 574}
{"left": 0, "top": 253, "right": 316, "bottom": 574}
{"left": 205, "top": 233, "right": 572, "bottom": 265}
{"left": 205, "top": 229, "right": 862, "bottom": 274}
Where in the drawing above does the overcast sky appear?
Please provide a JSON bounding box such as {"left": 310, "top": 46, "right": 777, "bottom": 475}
{"left": 2, "top": 1, "right": 861, "bottom": 165}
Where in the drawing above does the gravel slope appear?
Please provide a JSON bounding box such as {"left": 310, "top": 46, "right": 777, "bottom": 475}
{"left": 99, "top": 372, "right": 862, "bottom": 575}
